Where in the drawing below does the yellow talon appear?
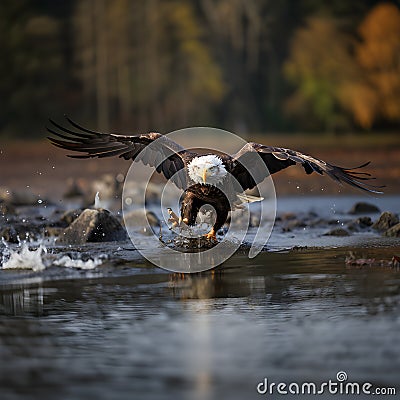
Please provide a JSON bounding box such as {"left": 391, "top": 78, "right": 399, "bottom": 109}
{"left": 204, "top": 228, "right": 217, "bottom": 241}
{"left": 168, "top": 209, "right": 188, "bottom": 228}
{"left": 168, "top": 208, "right": 180, "bottom": 228}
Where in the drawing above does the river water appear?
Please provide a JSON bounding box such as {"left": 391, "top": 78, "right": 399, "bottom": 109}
{"left": 0, "top": 196, "right": 399, "bottom": 400}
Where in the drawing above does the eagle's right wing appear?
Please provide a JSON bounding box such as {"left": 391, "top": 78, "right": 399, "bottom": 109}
{"left": 47, "top": 117, "right": 194, "bottom": 189}
{"left": 228, "top": 142, "right": 384, "bottom": 194}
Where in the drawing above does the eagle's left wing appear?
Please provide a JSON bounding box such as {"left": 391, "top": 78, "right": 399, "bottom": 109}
{"left": 47, "top": 117, "right": 195, "bottom": 189}
{"left": 227, "top": 142, "right": 383, "bottom": 194}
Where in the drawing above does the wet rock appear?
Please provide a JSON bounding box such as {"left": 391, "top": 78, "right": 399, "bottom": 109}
{"left": 44, "top": 226, "right": 64, "bottom": 237}
{"left": 356, "top": 216, "right": 373, "bottom": 226}
{"left": 59, "top": 208, "right": 128, "bottom": 244}
{"left": 282, "top": 219, "right": 307, "bottom": 232}
{"left": 372, "top": 212, "right": 399, "bottom": 231}
{"left": 124, "top": 209, "right": 160, "bottom": 228}
{"left": 348, "top": 202, "right": 380, "bottom": 215}
{"left": 384, "top": 223, "right": 400, "bottom": 237}
{"left": 323, "top": 228, "right": 350, "bottom": 237}
{"left": 346, "top": 216, "right": 373, "bottom": 232}
{"left": 60, "top": 208, "right": 85, "bottom": 226}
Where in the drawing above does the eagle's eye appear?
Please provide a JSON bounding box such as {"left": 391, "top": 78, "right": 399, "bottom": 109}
{"left": 209, "top": 165, "right": 217, "bottom": 171}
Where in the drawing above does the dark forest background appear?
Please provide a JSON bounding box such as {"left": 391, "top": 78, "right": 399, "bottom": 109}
{"left": 1, "top": 0, "right": 400, "bottom": 138}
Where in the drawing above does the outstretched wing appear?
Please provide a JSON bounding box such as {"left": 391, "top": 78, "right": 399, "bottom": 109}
{"left": 227, "top": 142, "right": 383, "bottom": 194}
{"left": 47, "top": 116, "right": 194, "bottom": 189}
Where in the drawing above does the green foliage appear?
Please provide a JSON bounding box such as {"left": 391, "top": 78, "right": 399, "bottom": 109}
{"left": 284, "top": 17, "right": 358, "bottom": 131}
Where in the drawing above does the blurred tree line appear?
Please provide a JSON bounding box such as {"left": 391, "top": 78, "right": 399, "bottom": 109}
{"left": 1, "top": 0, "right": 399, "bottom": 138}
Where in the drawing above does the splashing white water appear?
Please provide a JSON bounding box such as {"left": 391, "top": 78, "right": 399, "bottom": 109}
{"left": 54, "top": 255, "right": 103, "bottom": 270}
{"left": 94, "top": 191, "right": 101, "bottom": 208}
{"left": 1, "top": 239, "right": 105, "bottom": 271}
{"left": 1, "top": 242, "right": 47, "bottom": 271}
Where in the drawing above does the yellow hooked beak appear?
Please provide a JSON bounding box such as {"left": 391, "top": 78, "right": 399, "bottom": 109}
{"left": 202, "top": 168, "right": 209, "bottom": 183}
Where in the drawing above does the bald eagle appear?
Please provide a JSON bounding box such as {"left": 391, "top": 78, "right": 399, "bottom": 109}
{"left": 48, "top": 118, "right": 382, "bottom": 241}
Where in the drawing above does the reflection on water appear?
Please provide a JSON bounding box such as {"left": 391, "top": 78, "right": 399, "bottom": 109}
{"left": 0, "top": 286, "right": 46, "bottom": 316}
{"left": 1, "top": 248, "right": 400, "bottom": 400}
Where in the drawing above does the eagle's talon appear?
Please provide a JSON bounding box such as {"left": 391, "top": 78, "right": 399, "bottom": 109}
{"left": 204, "top": 229, "right": 217, "bottom": 241}
{"left": 167, "top": 208, "right": 190, "bottom": 230}
{"left": 167, "top": 208, "right": 181, "bottom": 228}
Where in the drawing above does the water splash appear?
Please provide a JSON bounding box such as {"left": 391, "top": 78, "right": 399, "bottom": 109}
{"left": 1, "top": 242, "right": 47, "bottom": 271}
{"left": 1, "top": 237, "right": 10, "bottom": 265}
{"left": 1, "top": 238, "right": 105, "bottom": 271}
{"left": 54, "top": 255, "right": 104, "bottom": 270}
{"left": 94, "top": 191, "right": 100, "bottom": 208}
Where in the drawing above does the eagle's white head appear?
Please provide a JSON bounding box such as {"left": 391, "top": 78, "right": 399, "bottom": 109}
{"left": 187, "top": 155, "right": 228, "bottom": 186}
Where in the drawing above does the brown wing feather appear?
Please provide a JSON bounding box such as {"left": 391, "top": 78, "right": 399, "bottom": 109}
{"left": 228, "top": 142, "right": 384, "bottom": 194}
{"left": 47, "top": 117, "right": 194, "bottom": 189}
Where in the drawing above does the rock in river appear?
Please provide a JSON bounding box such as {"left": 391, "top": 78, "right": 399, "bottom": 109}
{"left": 346, "top": 216, "right": 373, "bottom": 232}
{"left": 59, "top": 208, "right": 127, "bottom": 244}
{"left": 384, "top": 223, "right": 400, "bottom": 238}
{"left": 323, "top": 228, "right": 350, "bottom": 237}
{"left": 348, "top": 202, "right": 380, "bottom": 215}
{"left": 60, "top": 208, "right": 85, "bottom": 226}
{"left": 372, "top": 212, "right": 399, "bottom": 231}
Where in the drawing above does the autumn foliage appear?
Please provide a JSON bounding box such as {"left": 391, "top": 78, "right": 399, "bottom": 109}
{"left": 285, "top": 2, "right": 400, "bottom": 130}
{"left": 353, "top": 3, "right": 400, "bottom": 128}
